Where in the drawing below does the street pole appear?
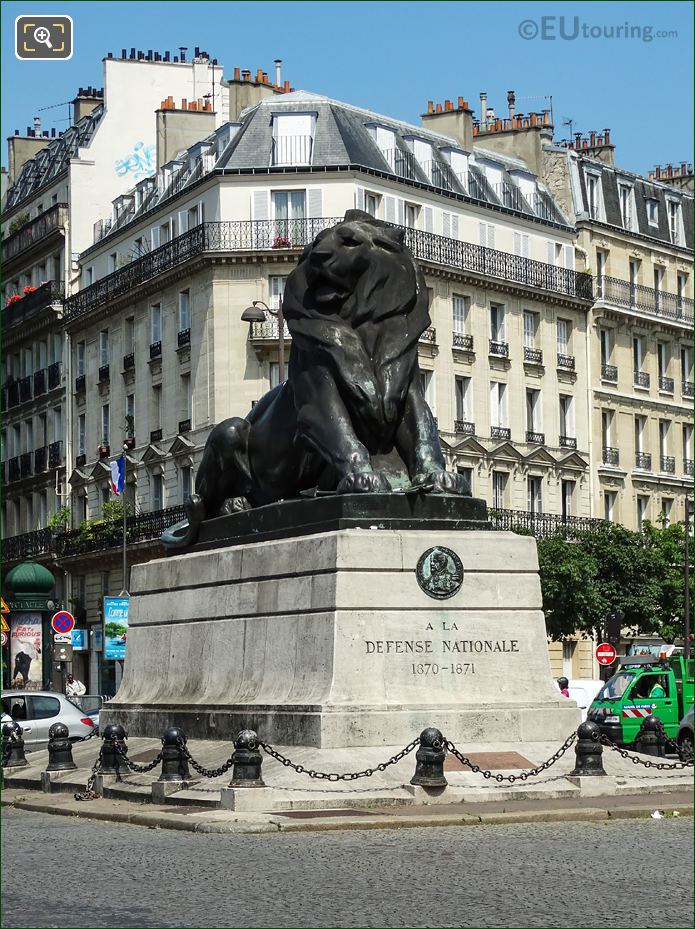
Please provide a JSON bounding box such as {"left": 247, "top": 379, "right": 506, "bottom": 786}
{"left": 685, "top": 499, "right": 692, "bottom": 661}
{"left": 120, "top": 443, "right": 128, "bottom": 597}
{"left": 278, "top": 299, "right": 285, "bottom": 384}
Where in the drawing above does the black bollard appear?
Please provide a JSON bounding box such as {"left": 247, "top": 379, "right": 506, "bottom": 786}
{"left": 228, "top": 730, "right": 265, "bottom": 787}
{"left": 158, "top": 726, "right": 191, "bottom": 782}
{"left": 100, "top": 723, "right": 128, "bottom": 775}
{"left": 410, "top": 727, "right": 448, "bottom": 787}
{"left": 634, "top": 714, "right": 665, "bottom": 758}
{"left": 570, "top": 720, "right": 606, "bottom": 776}
{"left": 46, "top": 722, "right": 77, "bottom": 772}
{"left": 2, "top": 721, "right": 28, "bottom": 768}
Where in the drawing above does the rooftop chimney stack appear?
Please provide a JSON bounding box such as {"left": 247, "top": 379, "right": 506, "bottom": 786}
{"left": 275, "top": 58, "right": 282, "bottom": 86}
{"left": 33, "top": 116, "right": 41, "bottom": 134}
{"left": 507, "top": 90, "right": 515, "bottom": 119}
{"left": 479, "top": 92, "right": 487, "bottom": 131}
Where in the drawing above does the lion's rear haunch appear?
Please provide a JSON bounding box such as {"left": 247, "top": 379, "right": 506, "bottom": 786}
{"left": 172, "top": 211, "right": 470, "bottom": 546}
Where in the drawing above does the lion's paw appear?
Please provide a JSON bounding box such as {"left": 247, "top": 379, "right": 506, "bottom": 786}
{"left": 221, "top": 496, "right": 252, "bottom": 514}
{"left": 337, "top": 471, "right": 392, "bottom": 494}
{"left": 413, "top": 470, "right": 471, "bottom": 496}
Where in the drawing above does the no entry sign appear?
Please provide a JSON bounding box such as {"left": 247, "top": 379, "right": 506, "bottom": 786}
{"left": 0, "top": 631, "right": 7, "bottom": 647}
{"left": 596, "top": 642, "right": 617, "bottom": 666}
{"left": 51, "top": 610, "right": 75, "bottom": 635}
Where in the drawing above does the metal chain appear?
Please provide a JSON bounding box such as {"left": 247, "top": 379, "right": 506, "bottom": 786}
{"left": 179, "top": 742, "right": 235, "bottom": 779}
{"left": 74, "top": 744, "right": 105, "bottom": 801}
{"left": 258, "top": 738, "right": 419, "bottom": 781}
{"left": 113, "top": 741, "right": 163, "bottom": 774}
{"left": 444, "top": 732, "right": 578, "bottom": 783}
{"left": 600, "top": 735, "right": 694, "bottom": 770}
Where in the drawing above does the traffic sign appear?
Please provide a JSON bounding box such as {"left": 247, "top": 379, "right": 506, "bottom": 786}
{"left": 51, "top": 610, "right": 75, "bottom": 634}
{"left": 596, "top": 642, "right": 617, "bottom": 666}
{"left": 0, "top": 615, "right": 8, "bottom": 634}
{"left": 1, "top": 597, "right": 9, "bottom": 613}
{"left": 54, "top": 632, "right": 72, "bottom": 644}
{"left": 0, "top": 631, "right": 7, "bottom": 647}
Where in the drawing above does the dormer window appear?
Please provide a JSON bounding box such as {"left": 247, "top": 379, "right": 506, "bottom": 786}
{"left": 404, "top": 137, "right": 433, "bottom": 180}
{"left": 271, "top": 113, "right": 316, "bottom": 166}
{"left": 668, "top": 200, "right": 683, "bottom": 245}
{"left": 646, "top": 198, "right": 659, "bottom": 226}
{"left": 618, "top": 184, "right": 634, "bottom": 230}
{"left": 586, "top": 173, "right": 601, "bottom": 220}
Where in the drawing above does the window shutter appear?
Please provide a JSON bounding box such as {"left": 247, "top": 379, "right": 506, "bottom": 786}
{"left": 443, "top": 212, "right": 451, "bottom": 238}
{"left": 451, "top": 215, "right": 459, "bottom": 239}
{"left": 564, "top": 245, "right": 574, "bottom": 270}
{"left": 423, "top": 207, "right": 433, "bottom": 232}
{"left": 150, "top": 226, "right": 160, "bottom": 250}
{"left": 307, "top": 188, "right": 323, "bottom": 219}
{"left": 547, "top": 241, "right": 555, "bottom": 265}
{"left": 396, "top": 198, "right": 405, "bottom": 226}
{"left": 522, "top": 235, "right": 530, "bottom": 258}
{"left": 479, "top": 222, "right": 486, "bottom": 246}
{"left": 513, "top": 232, "right": 521, "bottom": 256}
{"left": 385, "top": 196, "right": 396, "bottom": 224}
{"left": 488, "top": 225, "right": 495, "bottom": 249}
{"left": 356, "top": 188, "right": 365, "bottom": 211}
{"left": 252, "top": 190, "right": 270, "bottom": 221}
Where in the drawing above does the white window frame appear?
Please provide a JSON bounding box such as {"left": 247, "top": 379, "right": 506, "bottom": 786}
{"left": 178, "top": 290, "right": 191, "bottom": 333}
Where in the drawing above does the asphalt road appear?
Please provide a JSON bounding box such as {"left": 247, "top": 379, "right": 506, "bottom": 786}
{"left": 1, "top": 809, "right": 692, "bottom": 928}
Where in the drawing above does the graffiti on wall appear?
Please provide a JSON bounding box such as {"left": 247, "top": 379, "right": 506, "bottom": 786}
{"left": 114, "top": 141, "right": 156, "bottom": 180}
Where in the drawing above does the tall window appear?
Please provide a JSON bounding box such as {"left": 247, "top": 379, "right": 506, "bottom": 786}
{"left": 683, "top": 424, "right": 694, "bottom": 463}
{"left": 526, "top": 389, "right": 541, "bottom": 432}
{"left": 152, "top": 474, "right": 164, "bottom": 511}
{"left": 596, "top": 249, "right": 607, "bottom": 297}
{"left": 561, "top": 479, "right": 575, "bottom": 518}
{"left": 637, "top": 496, "right": 649, "bottom": 529}
{"left": 668, "top": 201, "right": 682, "bottom": 245}
{"left": 523, "top": 311, "right": 537, "bottom": 348}
{"left": 178, "top": 290, "right": 190, "bottom": 333}
{"left": 634, "top": 415, "right": 646, "bottom": 453}
{"left": 404, "top": 203, "right": 418, "bottom": 229}
{"left": 53, "top": 406, "right": 62, "bottom": 444}
{"left": 490, "top": 382, "right": 507, "bottom": 429}
{"left": 181, "top": 465, "right": 192, "bottom": 502}
{"left": 272, "top": 113, "right": 314, "bottom": 165}
{"left": 657, "top": 342, "right": 669, "bottom": 379}
{"left": 365, "top": 193, "right": 379, "bottom": 217}
{"left": 604, "top": 491, "right": 616, "bottom": 522}
{"left": 78, "top": 413, "right": 86, "bottom": 457}
{"left": 659, "top": 420, "right": 669, "bottom": 457}
{"left": 557, "top": 319, "right": 570, "bottom": 355}
{"left": 452, "top": 295, "right": 468, "bottom": 334}
{"left": 601, "top": 409, "right": 613, "bottom": 448}
{"left": 181, "top": 374, "right": 192, "bottom": 422}
{"left": 125, "top": 317, "right": 135, "bottom": 354}
{"left": 456, "top": 466, "right": 473, "bottom": 494}
{"left": 492, "top": 471, "right": 507, "bottom": 509}
{"left": 490, "top": 304, "right": 505, "bottom": 341}
{"left": 269, "top": 362, "right": 281, "bottom": 389}
{"left": 661, "top": 498, "right": 673, "bottom": 527}
{"left": 559, "top": 395, "right": 573, "bottom": 438}
{"left": 455, "top": 376, "right": 471, "bottom": 422}
{"left": 76, "top": 341, "right": 86, "bottom": 376}
{"left": 600, "top": 328, "right": 612, "bottom": 365}
{"left": 269, "top": 276, "right": 286, "bottom": 312}
{"left": 99, "top": 330, "right": 109, "bottom": 366}
{"left": 419, "top": 370, "right": 436, "bottom": 414}
{"left": 681, "top": 345, "right": 693, "bottom": 381}
{"left": 527, "top": 476, "right": 543, "bottom": 514}
{"left": 272, "top": 190, "right": 306, "bottom": 222}
{"left": 101, "top": 403, "right": 110, "bottom": 445}
{"left": 633, "top": 336, "right": 645, "bottom": 375}
{"left": 646, "top": 199, "right": 659, "bottom": 226}
{"left": 150, "top": 303, "right": 162, "bottom": 345}
{"left": 629, "top": 260, "right": 640, "bottom": 308}
{"left": 152, "top": 385, "right": 162, "bottom": 431}
{"left": 126, "top": 394, "right": 135, "bottom": 437}
{"left": 618, "top": 185, "right": 632, "bottom": 229}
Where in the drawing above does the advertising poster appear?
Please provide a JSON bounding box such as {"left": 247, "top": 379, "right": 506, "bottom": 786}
{"left": 104, "top": 597, "right": 129, "bottom": 660}
{"left": 9, "top": 613, "right": 43, "bottom": 690}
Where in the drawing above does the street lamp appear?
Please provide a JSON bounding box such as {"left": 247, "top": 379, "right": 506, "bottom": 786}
{"left": 241, "top": 299, "right": 286, "bottom": 385}
{"left": 685, "top": 498, "right": 693, "bottom": 660}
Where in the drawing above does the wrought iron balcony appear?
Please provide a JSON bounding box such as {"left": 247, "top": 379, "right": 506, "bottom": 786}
{"left": 419, "top": 327, "right": 437, "bottom": 344}
{"left": 658, "top": 376, "right": 674, "bottom": 393}
{"left": 8, "top": 457, "right": 21, "bottom": 481}
{"left": 98, "top": 364, "right": 110, "bottom": 383}
{"left": 4, "top": 280, "right": 65, "bottom": 330}
{"left": 64, "top": 221, "right": 594, "bottom": 325}
{"left": 379, "top": 148, "right": 420, "bottom": 180}
{"left": 55, "top": 504, "right": 186, "bottom": 559}
{"left": 491, "top": 426, "right": 511, "bottom": 440}
{"left": 602, "top": 447, "right": 619, "bottom": 465}
{"left": 177, "top": 328, "right": 191, "bottom": 348}
{"left": 489, "top": 339, "right": 509, "bottom": 357}
{"left": 47, "top": 361, "right": 61, "bottom": 390}
{"left": 488, "top": 507, "right": 607, "bottom": 540}
{"left": 452, "top": 332, "right": 473, "bottom": 351}
{"left": 526, "top": 430, "right": 545, "bottom": 445}
{"left": 684, "top": 458, "right": 694, "bottom": 476}
{"left": 271, "top": 134, "right": 314, "bottom": 166}
{"left": 7, "top": 381, "right": 19, "bottom": 408}
{"left": 635, "top": 451, "right": 652, "bottom": 470}
{"left": 559, "top": 436, "right": 577, "bottom": 449}
{"left": 75, "top": 374, "right": 86, "bottom": 393}
{"left": 683, "top": 381, "right": 694, "bottom": 398}
{"left": 2, "top": 527, "right": 56, "bottom": 564}
{"left": 48, "top": 440, "right": 63, "bottom": 469}
{"left": 249, "top": 319, "right": 291, "bottom": 341}
{"left": 123, "top": 352, "right": 135, "bottom": 371}
{"left": 178, "top": 418, "right": 191, "bottom": 434}
{"left": 33, "top": 368, "right": 47, "bottom": 396}
{"left": 633, "top": 370, "right": 650, "bottom": 389}
{"left": 596, "top": 275, "right": 694, "bottom": 325}
{"left": 20, "top": 452, "right": 32, "bottom": 478}
{"left": 34, "top": 446, "right": 47, "bottom": 473}
{"left": 454, "top": 420, "right": 475, "bottom": 435}
{"left": 149, "top": 341, "right": 162, "bottom": 360}
{"left": 150, "top": 429, "right": 163, "bottom": 443}
{"left": 557, "top": 353, "right": 575, "bottom": 370}
{"left": 75, "top": 453, "right": 87, "bottom": 468}
{"left": 2, "top": 205, "right": 67, "bottom": 266}
{"left": 524, "top": 347, "right": 543, "bottom": 365}
{"left": 601, "top": 363, "right": 618, "bottom": 382}
{"left": 660, "top": 455, "right": 675, "bottom": 473}
{"left": 19, "top": 376, "right": 32, "bottom": 403}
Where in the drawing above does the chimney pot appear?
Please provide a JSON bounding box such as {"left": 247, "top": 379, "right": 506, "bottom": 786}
{"left": 435, "top": 103, "right": 442, "bottom": 113}
{"left": 234, "top": 66, "right": 241, "bottom": 80}
{"left": 182, "top": 98, "right": 187, "bottom": 109}
{"left": 589, "top": 131, "right": 595, "bottom": 146}
{"left": 457, "top": 96, "right": 464, "bottom": 109}
{"left": 256, "top": 67, "right": 263, "bottom": 82}
{"left": 667, "top": 164, "right": 673, "bottom": 177}
{"left": 681, "top": 161, "right": 687, "bottom": 173}
{"left": 283, "top": 79, "right": 290, "bottom": 92}
{"left": 427, "top": 100, "right": 434, "bottom": 113}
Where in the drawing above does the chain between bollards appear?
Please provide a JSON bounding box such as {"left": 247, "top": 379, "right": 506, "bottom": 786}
{"left": 259, "top": 737, "right": 420, "bottom": 781}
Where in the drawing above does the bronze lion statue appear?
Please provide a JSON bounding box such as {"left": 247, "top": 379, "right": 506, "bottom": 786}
{"left": 166, "top": 210, "right": 469, "bottom": 548}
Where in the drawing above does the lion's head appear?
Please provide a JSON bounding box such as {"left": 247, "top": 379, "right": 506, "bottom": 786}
{"left": 283, "top": 211, "right": 430, "bottom": 331}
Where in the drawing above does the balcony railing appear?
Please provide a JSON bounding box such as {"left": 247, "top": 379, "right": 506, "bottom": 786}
{"left": 491, "top": 426, "right": 511, "bottom": 440}
{"left": 20, "top": 452, "right": 32, "bottom": 479}
{"left": 684, "top": 459, "right": 695, "bottom": 476}
{"left": 380, "top": 148, "right": 420, "bottom": 180}
{"left": 7, "top": 381, "right": 19, "bottom": 408}
{"left": 8, "top": 457, "right": 21, "bottom": 482}
{"left": 2, "top": 527, "right": 56, "bottom": 564}
{"left": 33, "top": 368, "right": 47, "bottom": 396}
{"left": 75, "top": 453, "right": 87, "bottom": 468}
{"left": 419, "top": 327, "right": 437, "bottom": 344}
{"left": 178, "top": 418, "right": 191, "bottom": 434}
{"left": 601, "top": 363, "right": 618, "bottom": 382}
{"left": 454, "top": 420, "right": 475, "bottom": 435}
{"left": 2, "top": 204, "right": 68, "bottom": 265}
{"left": 271, "top": 135, "right": 313, "bottom": 166}
{"left": 660, "top": 455, "right": 676, "bottom": 473}
{"left": 602, "top": 447, "right": 620, "bottom": 465}
{"left": 635, "top": 451, "right": 652, "bottom": 470}
{"left": 489, "top": 339, "right": 509, "bottom": 357}
{"left": 34, "top": 446, "right": 47, "bottom": 473}
{"left": 4, "top": 280, "right": 65, "bottom": 329}
{"left": 452, "top": 332, "right": 473, "bottom": 351}
{"left": 149, "top": 341, "right": 162, "bottom": 360}
{"left": 524, "top": 347, "right": 543, "bottom": 364}
{"left": 98, "top": 364, "right": 110, "bottom": 383}
{"left": 55, "top": 504, "right": 186, "bottom": 559}
{"left": 526, "top": 430, "right": 545, "bottom": 445}
{"left": 249, "top": 319, "right": 291, "bottom": 341}
{"left": 596, "top": 275, "right": 694, "bottom": 325}
{"left": 559, "top": 436, "right": 577, "bottom": 449}
{"left": 658, "top": 376, "right": 674, "bottom": 393}
{"left": 64, "top": 220, "right": 594, "bottom": 324}
{"left": 19, "top": 376, "right": 32, "bottom": 403}
{"left": 75, "top": 374, "right": 86, "bottom": 393}
{"left": 633, "top": 371, "right": 650, "bottom": 389}
{"left": 557, "top": 353, "right": 575, "bottom": 370}
{"left": 47, "top": 361, "right": 61, "bottom": 390}
{"left": 489, "top": 508, "right": 607, "bottom": 540}
{"left": 123, "top": 352, "right": 135, "bottom": 371}
{"left": 150, "top": 429, "right": 163, "bottom": 443}
{"left": 177, "top": 328, "right": 191, "bottom": 348}
{"left": 683, "top": 381, "right": 694, "bottom": 398}
{"left": 48, "top": 440, "right": 63, "bottom": 469}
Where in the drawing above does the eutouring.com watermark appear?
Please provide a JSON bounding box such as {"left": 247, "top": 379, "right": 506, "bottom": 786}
{"left": 518, "top": 16, "right": 678, "bottom": 42}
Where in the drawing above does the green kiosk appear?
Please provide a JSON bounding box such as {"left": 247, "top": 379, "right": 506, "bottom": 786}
{"left": 2, "top": 559, "right": 57, "bottom": 691}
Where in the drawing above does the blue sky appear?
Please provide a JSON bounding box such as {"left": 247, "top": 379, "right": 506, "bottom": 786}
{"left": 2, "top": 0, "right": 692, "bottom": 174}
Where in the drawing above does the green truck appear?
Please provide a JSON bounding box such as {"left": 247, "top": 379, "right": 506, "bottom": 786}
{"left": 587, "top": 654, "right": 694, "bottom": 746}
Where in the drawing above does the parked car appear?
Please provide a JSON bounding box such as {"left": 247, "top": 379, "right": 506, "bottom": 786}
{"left": 677, "top": 704, "right": 694, "bottom": 761}
{"left": 566, "top": 679, "right": 604, "bottom": 722}
{"left": 1, "top": 691, "right": 95, "bottom": 748}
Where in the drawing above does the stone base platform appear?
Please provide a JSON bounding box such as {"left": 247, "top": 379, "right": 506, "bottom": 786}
{"left": 105, "top": 506, "right": 579, "bottom": 746}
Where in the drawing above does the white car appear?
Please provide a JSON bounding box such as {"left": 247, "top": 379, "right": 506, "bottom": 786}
{"left": 555, "top": 679, "right": 604, "bottom": 721}
{"left": 1, "top": 691, "right": 96, "bottom": 747}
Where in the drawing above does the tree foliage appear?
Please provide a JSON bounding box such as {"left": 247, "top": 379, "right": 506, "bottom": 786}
{"left": 537, "top": 520, "right": 692, "bottom": 643}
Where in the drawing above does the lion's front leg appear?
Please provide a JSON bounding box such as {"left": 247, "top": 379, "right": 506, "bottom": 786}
{"left": 396, "top": 376, "right": 469, "bottom": 496}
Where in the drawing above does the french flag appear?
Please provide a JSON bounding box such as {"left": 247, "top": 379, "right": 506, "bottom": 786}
{"left": 110, "top": 455, "right": 125, "bottom": 496}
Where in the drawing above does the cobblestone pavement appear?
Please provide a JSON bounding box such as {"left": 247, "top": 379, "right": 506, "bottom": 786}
{"left": 2, "top": 808, "right": 692, "bottom": 928}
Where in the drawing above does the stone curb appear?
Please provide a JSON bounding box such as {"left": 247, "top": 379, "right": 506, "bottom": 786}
{"left": 2, "top": 791, "right": 691, "bottom": 836}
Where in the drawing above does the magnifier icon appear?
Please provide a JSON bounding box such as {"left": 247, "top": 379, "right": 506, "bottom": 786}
{"left": 33, "top": 26, "right": 53, "bottom": 49}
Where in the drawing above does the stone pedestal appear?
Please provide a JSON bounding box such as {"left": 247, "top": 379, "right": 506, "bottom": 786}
{"left": 105, "top": 518, "right": 578, "bottom": 747}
